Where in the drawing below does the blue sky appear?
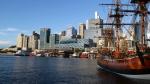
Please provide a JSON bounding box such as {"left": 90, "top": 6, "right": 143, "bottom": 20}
{"left": 0, "top": 0, "right": 112, "bottom": 48}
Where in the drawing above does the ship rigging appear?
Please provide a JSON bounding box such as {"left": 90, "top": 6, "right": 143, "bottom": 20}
{"left": 97, "top": 0, "right": 150, "bottom": 79}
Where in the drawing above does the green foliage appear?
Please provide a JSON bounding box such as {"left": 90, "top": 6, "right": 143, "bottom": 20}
{"left": 9, "top": 45, "right": 16, "bottom": 48}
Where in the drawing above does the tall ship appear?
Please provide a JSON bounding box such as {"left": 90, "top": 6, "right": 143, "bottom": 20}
{"left": 97, "top": 0, "right": 150, "bottom": 79}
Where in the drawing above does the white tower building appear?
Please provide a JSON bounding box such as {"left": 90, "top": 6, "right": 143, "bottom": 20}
{"left": 95, "top": 11, "right": 100, "bottom": 19}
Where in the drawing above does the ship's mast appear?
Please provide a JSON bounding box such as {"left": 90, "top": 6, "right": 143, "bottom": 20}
{"left": 139, "top": 2, "right": 147, "bottom": 46}
{"left": 114, "top": 0, "right": 121, "bottom": 52}
{"left": 131, "top": 0, "right": 150, "bottom": 48}
{"left": 99, "top": 0, "right": 149, "bottom": 53}
{"left": 100, "top": 0, "right": 123, "bottom": 52}
{"left": 109, "top": 0, "right": 123, "bottom": 52}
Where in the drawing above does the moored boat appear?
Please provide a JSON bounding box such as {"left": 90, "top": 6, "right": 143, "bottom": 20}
{"left": 79, "top": 52, "right": 89, "bottom": 58}
{"left": 97, "top": 0, "right": 150, "bottom": 79}
{"left": 14, "top": 50, "right": 30, "bottom": 56}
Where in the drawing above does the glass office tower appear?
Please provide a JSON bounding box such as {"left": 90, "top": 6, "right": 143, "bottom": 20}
{"left": 40, "top": 28, "right": 51, "bottom": 49}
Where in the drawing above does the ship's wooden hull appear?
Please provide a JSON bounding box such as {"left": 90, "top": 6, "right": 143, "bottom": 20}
{"left": 97, "top": 55, "right": 150, "bottom": 79}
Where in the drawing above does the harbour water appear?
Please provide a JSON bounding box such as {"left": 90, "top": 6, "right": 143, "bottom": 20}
{"left": 0, "top": 56, "right": 149, "bottom": 84}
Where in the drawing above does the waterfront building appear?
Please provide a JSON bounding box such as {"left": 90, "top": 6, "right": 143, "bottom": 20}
{"left": 147, "top": 23, "right": 150, "bottom": 46}
{"left": 79, "top": 23, "right": 86, "bottom": 39}
{"left": 134, "top": 22, "right": 141, "bottom": 42}
{"left": 87, "top": 18, "right": 103, "bottom": 29}
{"left": 84, "top": 11, "right": 103, "bottom": 47}
{"left": 40, "top": 28, "right": 51, "bottom": 50}
{"left": 88, "top": 11, "right": 103, "bottom": 29}
{"left": 49, "top": 34, "right": 60, "bottom": 48}
{"left": 133, "top": 22, "right": 150, "bottom": 46}
{"left": 60, "top": 31, "right": 66, "bottom": 36}
{"left": 16, "top": 33, "right": 24, "bottom": 49}
{"left": 16, "top": 33, "right": 30, "bottom": 50}
{"left": 84, "top": 28, "right": 102, "bottom": 47}
{"left": 54, "top": 39, "right": 93, "bottom": 50}
{"left": 101, "top": 28, "right": 114, "bottom": 48}
{"left": 38, "top": 39, "right": 40, "bottom": 50}
{"left": 28, "top": 31, "right": 40, "bottom": 50}
{"left": 66, "top": 26, "right": 77, "bottom": 39}
{"left": 22, "top": 35, "right": 29, "bottom": 50}
{"left": 60, "top": 31, "right": 66, "bottom": 41}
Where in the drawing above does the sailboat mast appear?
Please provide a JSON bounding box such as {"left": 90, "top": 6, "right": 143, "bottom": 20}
{"left": 139, "top": 2, "right": 147, "bottom": 46}
{"left": 114, "top": 0, "right": 121, "bottom": 52}
{"left": 141, "top": 13, "right": 145, "bottom": 45}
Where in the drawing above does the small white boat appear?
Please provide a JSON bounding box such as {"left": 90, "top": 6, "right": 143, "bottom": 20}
{"left": 71, "top": 53, "right": 78, "bottom": 58}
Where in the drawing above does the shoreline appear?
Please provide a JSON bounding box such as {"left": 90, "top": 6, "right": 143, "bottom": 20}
{"left": 0, "top": 53, "right": 15, "bottom": 56}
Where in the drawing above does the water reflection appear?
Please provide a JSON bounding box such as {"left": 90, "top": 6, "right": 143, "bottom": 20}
{"left": 97, "top": 68, "right": 150, "bottom": 84}
{"left": 0, "top": 56, "right": 149, "bottom": 84}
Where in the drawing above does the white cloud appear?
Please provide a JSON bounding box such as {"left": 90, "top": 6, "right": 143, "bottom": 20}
{"left": 0, "top": 40, "right": 12, "bottom": 45}
{"left": 0, "top": 27, "right": 19, "bottom": 32}
{"left": 5, "top": 28, "right": 19, "bottom": 32}
{"left": 0, "top": 32, "right": 7, "bottom": 35}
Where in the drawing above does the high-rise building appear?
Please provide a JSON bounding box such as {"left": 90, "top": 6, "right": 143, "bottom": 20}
{"left": 49, "top": 34, "right": 60, "bottom": 48}
{"left": 146, "top": 23, "right": 150, "bottom": 39}
{"left": 40, "top": 28, "right": 51, "bottom": 49}
{"left": 66, "top": 26, "right": 77, "bottom": 39}
{"left": 22, "top": 35, "right": 29, "bottom": 50}
{"left": 86, "top": 20, "right": 89, "bottom": 29}
{"left": 84, "top": 28, "right": 102, "bottom": 46}
{"left": 84, "top": 12, "right": 103, "bottom": 47}
{"left": 95, "top": 11, "right": 100, "bottom": 19}
{"left": 88, "top": 18, "right": 103, "bottom": 29}
{"left": 16, "top": 33, "right": 24, "bottom": 49}
{"left": 60, "top": 31, "right": 66, "bottom": 40}
{"left": 60, "top": 31, "right": 66, "bottom": 36}
{"left": 101, "top": 28, "right": 114, "bottom": 47}
{"left": 86, "top": 11, "right": 103, "bottom": 29}
{"left": 28, "top": 31, "right": 40, "bottom": 50}
{"left": 16, "top": 33, "right": 29, "bottom": 50}
{"left": 134, "top": 22, "right": 141, "bottom": 42}
{"left": 88, "top": 11, "right": 103, "bottom": 29}
{"left": 79, "top": 23, "right": 86, "bottom": 39}
{"left": 146, "top": 23, "right": 150, "bottom": 46}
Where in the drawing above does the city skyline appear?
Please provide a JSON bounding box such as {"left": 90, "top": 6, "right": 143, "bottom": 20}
{"left": 0, "top": 0, "right": 113, "bottom": 48}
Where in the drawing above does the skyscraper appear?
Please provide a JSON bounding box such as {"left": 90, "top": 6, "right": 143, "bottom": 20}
{"left": 79, "top": 23, "right": 86, "bottom": 39}
{"left": 88, "top": 11, "right": 103, "bottom": 29}
{"left": 16, "top": 33, "right": 24, "bottom": 49}
{"left": 66, "top": 26, "right": 77, "bottom": 39}
{"left": 16, "top": 33, "right": 29, "bottom": 50}
{"left": 84, "top": 11, "right": 103, "bottom": 47}
{"left": 84, "top": 28, "right": 102, "bottom": 46}
{"left": 146, "top": 23, "right": 150, "bottom": 46}
{"left": 28, "top": 31, "right": 40, "bottom": 50}
{"left": 22, "top": 35, "right": 29, "bottom": 50}
{"left": 49, "top": 34, "right": 60, "bottom": 48}
{"left": 147, "top": 23, "right": 150, "bottom": 39}
{"left": 86, "top": 20, "right": 89, "bottom": 29}
{"left": 88, "top": 18, "right": 103, "bottom": 29}
{"left": 134, "top": 22, "right": 141, "bottom": 42}
{"left": 95, "top": 11, "right": 100, "bottom": 19}
{"left": 60, "top": 31, "right": 66, "bottom": 36}
{"left": 40, "top": 28, "right": 51, "bottom": 49}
